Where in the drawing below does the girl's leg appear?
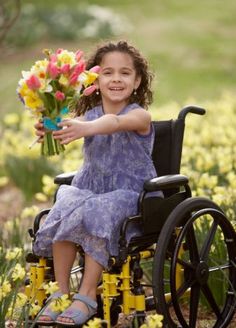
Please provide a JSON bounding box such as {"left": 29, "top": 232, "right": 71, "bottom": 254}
{"left": 57, "top": 253, "right": 103, "bottom": 324}
{"left": 53, "top": 241, "right": 77, "bottom": 294}
{"left": 38, "top": 240, "right": 77, "bottom": 322}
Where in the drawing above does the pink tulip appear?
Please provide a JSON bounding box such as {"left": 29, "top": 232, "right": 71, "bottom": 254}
{"left": 89, "top": 65, "right": 100, "bottom": 74}
{"left": 83, "top": 85, "right": 97, "bottom": 96}
{"left": 50, "top": 54, "right": 57, "bottom": 62}
{"left": 69, "top": 72, "right": 78, "bottom": 85}
{"left": 56, "top": 48, "right": 63, "bottom": 54}
{"left": 26, "top": 74, "right": 41, "bottom": 90}
{"left": 61, "top": 64, "right": 70, "bottom": 74}
{"left": 55, "top": 91, "right": 65, "bottom": 101}
{"left": 47, "top": 62, "right": 60, "bottom": 79}
{"left": 75, "top": 50, "right": 84, "bottom": 62}
{"left": 74, "top": 60, "right": 86, "bottom": 75}
{"left": 69, "top": 61, "right": 86, "bottom": 85}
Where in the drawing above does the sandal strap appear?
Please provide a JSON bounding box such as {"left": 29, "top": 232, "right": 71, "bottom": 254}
{"left": 72, "top": 293, "right": 97, "bottom": 310}
{"left": 47, "top": 290, "right": 63, "bottom": 301}
{"left": 36, "top": 291, "right": 63, "bottom": 323}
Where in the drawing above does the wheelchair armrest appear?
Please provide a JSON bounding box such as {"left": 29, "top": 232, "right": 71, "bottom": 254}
{"left": 143, "top": 174, "right": 189, "bottom": 192}
{"left": 54, "top": 171, "right": 77, "bottom": 185}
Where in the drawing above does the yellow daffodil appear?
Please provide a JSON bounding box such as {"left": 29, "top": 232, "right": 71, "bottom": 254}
{"left": 42, "top": 174, "right": 57, "bottom": 197}
{"left": 35, "top": 192, "right": 48, "bottom": 202}
{"left": 3, "top": 113, "right": 20, "bottom": 126}
{"left": 50, "top": 294, "right": 71, "bottom": 312}
{"left": 140, "top": 314, "right": 164, "bottom": 328}
{"left": 31, "top": 59, "right": 48, "bottom": 80}
{"left": 16, "top": 292, "right": 28, "bottom": 307}
{"left": 43, "top": 281, "right": 59, "bottom": 295}
{"left": 79, "top": 71, "right": 98, "bottom": 87}
{"left": 59, "top": 74, "right": 69, "bottom": 87}
{"left": 29, "top": 303, "right": 41, "bottom": 317}
{"left": 0, "top": 280, "right": 12, "bottom": 301}
{"left": 57, "top": 50, "right": 76, "bottom": 66}
{"left": 12, "top": 263, "right": 26, "bottom": 281}
{"left": 24, "top": 90, "right": 44, "bottom": 110}
{"left": 5, "top": 247, "right": 22, "bottom": 260}
{"left": 17, "top": 80, "right": 31, "bottom": 98}
{"left": 6, "top": 306, "right": 14, "bottom": 318}
{"left": 84, "top": 317, "right": 104, "bottom": 328}
{"left": 21, "top": 205, "right": 39, "bottom": 219}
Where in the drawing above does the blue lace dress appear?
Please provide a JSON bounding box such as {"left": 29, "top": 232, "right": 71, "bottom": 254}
{"left": 33, "top": 103, "right": 161, "bottom": 268}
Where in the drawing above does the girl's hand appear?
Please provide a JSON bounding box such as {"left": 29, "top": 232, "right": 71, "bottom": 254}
{"left": 34, "top": 120, "right": 45, "bottom": 143}
{"left": 53, "top": 119, "right": 87, "bottom": 145}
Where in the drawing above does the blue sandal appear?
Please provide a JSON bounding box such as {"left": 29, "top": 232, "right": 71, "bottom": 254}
{"left": 56, "top": 293, "right": 97, "bottom": 327}
{"left": 36, "top": 291, "right": 63, "bottom": 326}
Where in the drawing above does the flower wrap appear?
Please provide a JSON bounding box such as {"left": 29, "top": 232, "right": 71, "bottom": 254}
{"left": 17, "top": 48, "right": 100, "bottom": 156}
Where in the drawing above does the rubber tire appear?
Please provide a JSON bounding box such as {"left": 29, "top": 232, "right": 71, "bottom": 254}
{"left": 152, "top": 197, "right": 236, "bottom": 328}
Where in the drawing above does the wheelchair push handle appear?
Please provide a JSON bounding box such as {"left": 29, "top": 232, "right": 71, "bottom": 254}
{"left": 178, "top": 105, "right": 206, "bottom": 120}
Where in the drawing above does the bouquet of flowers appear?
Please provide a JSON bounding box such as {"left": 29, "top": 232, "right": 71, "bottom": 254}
{"left": 17, "top": 48, "right": 99, "bottom": 156}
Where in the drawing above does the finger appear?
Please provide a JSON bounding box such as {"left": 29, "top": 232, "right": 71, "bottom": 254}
{"left": 60, "top": 135, "right": 76, "bottom": 144}
{"left": 60, "top": 138, "right": 71, "bottom": 145}
{"left": 36, "top": 130, "right": 45, "bottom": 137}
{"left": 53, "top": 129, "right": 72, "bottom": 138}
{"left": 34, "top": 122, "right": 44, "bottom": 129}
{"left": 57, "top": 119, "right": 72, "bottom": 128}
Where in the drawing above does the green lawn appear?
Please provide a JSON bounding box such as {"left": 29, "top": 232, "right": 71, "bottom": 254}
{"left": 1, "top": 0, "right": 236, "bottom": 115}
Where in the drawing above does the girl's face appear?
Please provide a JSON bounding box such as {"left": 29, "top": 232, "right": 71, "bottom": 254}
{"left": 96, "top": 51, "right": 141, "bottom": 112}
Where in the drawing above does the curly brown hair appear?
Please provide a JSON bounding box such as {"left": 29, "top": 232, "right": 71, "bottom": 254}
{"left": 75, "top": 40, "right": 154, "bottom": 116}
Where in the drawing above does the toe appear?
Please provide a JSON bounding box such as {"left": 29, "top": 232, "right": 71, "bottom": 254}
{"left": 38, "top": 315, "right": 50, "bottom": 321}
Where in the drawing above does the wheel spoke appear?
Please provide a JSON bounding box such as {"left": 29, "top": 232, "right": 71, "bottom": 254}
{"left": 186, "top": 223, "right": 200, "bottom": 262}
{"left": 201, "top": 283, "right": 221, "bottom": 318}
{"left": 167, "top": 277, "right": 196, "bottom": 307}
{"left": 209, "top": 263, "right": 232, "bottom": 273}
{"left": 177, "top": 277, "right": 196, "bottom": 299}
{"left": 189, "top": 283, "right": 201, "bottom": 327}
{"left": 200, "top": 220, "right": 218, "bottom": 261}
{"left": 176, "top": 257, "right": 195, "bottom": 270}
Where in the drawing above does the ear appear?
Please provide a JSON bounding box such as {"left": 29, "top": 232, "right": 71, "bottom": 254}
{"left": 134, "top": 75, "right": 141, "bottom": 89}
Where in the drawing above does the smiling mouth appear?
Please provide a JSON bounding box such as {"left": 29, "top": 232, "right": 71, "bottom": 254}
{"left": 109, "top": 87, "right": 124, "bottom": 91}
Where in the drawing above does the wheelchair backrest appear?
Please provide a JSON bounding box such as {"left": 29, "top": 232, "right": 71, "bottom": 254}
{"left": 152, "top": 106, "right": 205, "bottom": 196}
{"left": 152, "top": 118, "right": 184, "bottom": 177}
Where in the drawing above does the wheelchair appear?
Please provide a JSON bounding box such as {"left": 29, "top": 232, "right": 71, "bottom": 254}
{"left": 25, "top": 105, "right": 236, "bottom": 328}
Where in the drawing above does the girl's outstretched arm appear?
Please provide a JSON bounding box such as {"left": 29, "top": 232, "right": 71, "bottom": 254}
{"left": 53, "top": 109, "right": 151, "bottom": 145}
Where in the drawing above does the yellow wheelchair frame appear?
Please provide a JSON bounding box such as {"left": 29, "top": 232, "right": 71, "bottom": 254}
{"left": 25, "top": 248, "right": 184, "bottom": 327}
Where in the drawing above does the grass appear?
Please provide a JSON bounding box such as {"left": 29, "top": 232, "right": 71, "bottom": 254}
{"left": 0, "top": 0, "right": 236, "bottom": 117}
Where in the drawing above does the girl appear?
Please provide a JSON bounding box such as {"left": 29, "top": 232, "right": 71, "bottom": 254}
{"left": 34, "top": 40, "right": 161, "bottom": 326}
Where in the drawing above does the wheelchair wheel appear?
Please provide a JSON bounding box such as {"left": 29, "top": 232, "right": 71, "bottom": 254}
{"left": 153, "top": 197, "right": 236, "bottom": 328}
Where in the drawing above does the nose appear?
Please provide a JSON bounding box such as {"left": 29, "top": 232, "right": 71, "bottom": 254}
{"left": 112, "top": 73, "right": 121, "bottom": 82}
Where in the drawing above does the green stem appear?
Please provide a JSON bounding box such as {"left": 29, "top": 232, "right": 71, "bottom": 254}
{"left": 41, "top": 131, "right": 65, "bottom": 156}
{"left": 47, "top": 132, "right": 54, "bottom": 156}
